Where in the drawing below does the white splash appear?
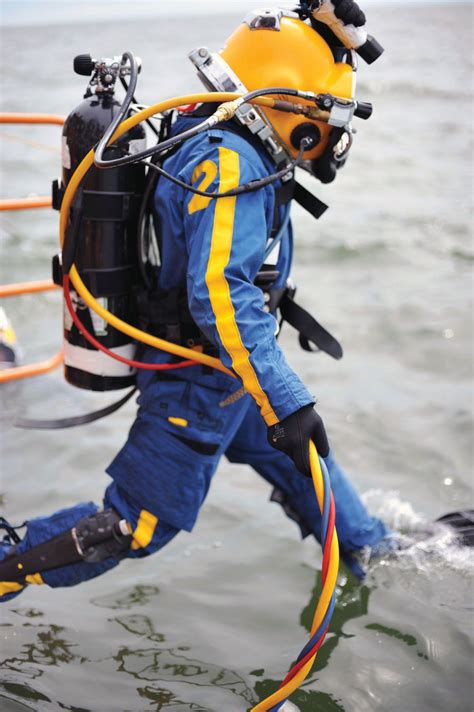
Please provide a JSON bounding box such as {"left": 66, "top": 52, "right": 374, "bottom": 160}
{"left": 361, "top": 489, "right": 474, "bottom": 576}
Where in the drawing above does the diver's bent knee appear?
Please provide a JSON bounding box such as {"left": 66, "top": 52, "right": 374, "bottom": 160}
{"left": 0, "top": 509, "right": 132, "bottom": 584}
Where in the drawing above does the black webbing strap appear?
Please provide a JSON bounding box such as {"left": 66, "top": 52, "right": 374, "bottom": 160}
{"left": 0, "top": 529, "right": 83, "bottom": 583}
{"left": 81, "top": 265, "right": 136, "bottom": 297}
{"left": 52, "top": 181, "right": 141, "bottom": 222}
{"left": 81, "top": 190, "right": 141, "bottom": 222}
{"left": 272, "top": 178, "right": 295, "bottom": 236}
{"left": 279, "top": 293, "right": 343, "bottom": 360}
{"left": 15, "top": 387, "right": 137, "bottom": 430}
{"left": 0, "top": 517, "right": 25, "bottom": 545}
{"left": 274, "top": 179, "right": 295, "bottom": 206}
{"left": 62, "top": 187, "right": 83, "bottom": 274}
{"left": 293, "top": 181, "right": 329, "bottom": 220}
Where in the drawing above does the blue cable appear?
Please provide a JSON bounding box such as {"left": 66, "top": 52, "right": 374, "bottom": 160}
{"left": 297, "top": 591, "right": 336, "bottom": 661}
{"left": 263, "top": 204, "right": 291, "bottom": 262}
{"left": 320, "top": 455, "right": 330, "bottom": 544}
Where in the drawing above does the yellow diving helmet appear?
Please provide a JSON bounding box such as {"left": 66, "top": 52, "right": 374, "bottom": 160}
{"left": 189, "top": 8, "right": 358, "bottom": 181}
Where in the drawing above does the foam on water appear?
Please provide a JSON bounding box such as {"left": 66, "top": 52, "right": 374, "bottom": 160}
{"left": 363, "top": 489, "right": 474, "bottom": 576}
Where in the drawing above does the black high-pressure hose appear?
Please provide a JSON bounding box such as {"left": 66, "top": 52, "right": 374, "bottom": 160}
{"left": 94, "top": 81, "right": 301, "bottom": 171}
{"left": 143, "top": 139, "right": 309, "bottom": 200}
{"left": 94, "top": 50, "right": 139, "bottom": 168}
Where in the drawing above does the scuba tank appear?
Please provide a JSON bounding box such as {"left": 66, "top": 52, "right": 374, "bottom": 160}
{"left": 52, "top": 54, "right": 146, "bottom": 391}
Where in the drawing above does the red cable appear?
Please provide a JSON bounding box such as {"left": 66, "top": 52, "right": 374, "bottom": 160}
{"left": 63, "top": 275, "right": 196, "bottom": 372}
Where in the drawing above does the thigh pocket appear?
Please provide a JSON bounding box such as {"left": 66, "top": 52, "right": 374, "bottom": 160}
{"left": 137, "top": 377, "right": 237, "bottom": 450}
{"left": 138, "top": 379, "right": 191, "bottom": 423}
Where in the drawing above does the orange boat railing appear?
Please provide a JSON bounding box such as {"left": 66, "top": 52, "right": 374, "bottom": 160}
{"left": 0, "top": 114, "right": 64, "bottom": 381}
{"left": 0, "top": 113, "right": 65, "bottom": 126}
{"left": 0, "top": 280, "right": 59, "bottom": 298}
{"left": 0, "top": 113, "right": 64, "bottom": 211}
{"left": 0, "top": 280, "right": 63, "bottom": 383}
{"left": 0, "top": 197, "right": 52, "bottom": 211}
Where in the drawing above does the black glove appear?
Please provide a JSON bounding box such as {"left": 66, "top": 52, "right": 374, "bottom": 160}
{"left": 267, "top": 404, "right": 330, "bottom": 477}
{"left": 332, "top": 0, "right": 366, "bottom": 28}
{"left": 310, "top": 0, "right": 366, "bottom": 49}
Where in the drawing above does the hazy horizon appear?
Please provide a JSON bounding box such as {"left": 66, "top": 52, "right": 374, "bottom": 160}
{"left": 1, "top": 0, "right": 469, "bottom": 27}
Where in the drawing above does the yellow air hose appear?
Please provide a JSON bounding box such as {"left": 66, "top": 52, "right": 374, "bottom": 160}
{"left": 61, "top": 92, "right": 276, "bottom": 378}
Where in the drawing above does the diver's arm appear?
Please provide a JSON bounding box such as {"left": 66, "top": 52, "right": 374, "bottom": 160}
{"left": 183, "top": 144, "right": 313, "bottom": 426}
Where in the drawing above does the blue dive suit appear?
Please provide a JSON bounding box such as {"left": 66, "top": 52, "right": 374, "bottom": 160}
{"left": 0, "top": 117, "right": 388, "bottom": 601}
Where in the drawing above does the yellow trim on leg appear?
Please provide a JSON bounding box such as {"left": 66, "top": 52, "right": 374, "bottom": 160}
{"left": 131, "top": 510, "right": 159, "bottom": 551}
{"left": 0, "top": 581, "right": 24, "bottom": 597}
{"left": 25, "top": 573, "right": 44, "bottom": 585}
{"left": 204, "top": 146, "right": 278, "bottom": 426}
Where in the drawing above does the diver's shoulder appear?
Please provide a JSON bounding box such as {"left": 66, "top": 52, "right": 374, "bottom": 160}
{"left": 173, "top": 124, "right": 269, "bottom": 179}
{"left": 206, "top": 126, "right": 267, "bottom": 167}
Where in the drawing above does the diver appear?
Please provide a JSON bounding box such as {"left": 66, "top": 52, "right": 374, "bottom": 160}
{"left": 1, "top": 3, "right": 472, "bottom": 605}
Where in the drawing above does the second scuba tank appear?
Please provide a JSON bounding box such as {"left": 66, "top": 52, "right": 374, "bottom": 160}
{"left": 53, "top": 54, "right": 146, "bottom": 391}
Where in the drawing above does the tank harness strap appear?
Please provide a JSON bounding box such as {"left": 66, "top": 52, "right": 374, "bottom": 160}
{"left": 54, "top": 180, "right": 141, "bottom": 294}
{"left": 62, "top": 186, "right": 84, "bottom": 274}
{"left": 0, "top": 517, "right": 26, "bottom": 545}
{"left": 272, "top": 179, "right": 295, "bottom": 237}
{"left": 279, "top": 290, "right": 343, "bottom": 360}
{"left": 53, "top": 180, "right": 142, "bottom": 221}
{"left": 293, "top": 181, "right": 328, "bottom": 220}
{"left": 136, "top": 287, "right": 218, "bottom": 354}
{"left": 15, "top": 387, "right": 137, "bottom": 431}
{"left": 0, "top": 510, "right": 132, "bottom": 584}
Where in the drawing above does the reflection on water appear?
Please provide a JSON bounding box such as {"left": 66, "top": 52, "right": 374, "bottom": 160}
{"left": 1, "top": 621, "right": 78, "bottom": 676}
{"left": 1, "top": 584, "right": 256, "bottom": 710}
{"left": 0, "top": 571, "right": 466, "bottom": 711}
{"left": 116, "top": 645, "right": 254, "bottom": 706}
{"left": 115, "top": 614, "right": 165, "bottom": 643}
{"left": 91, "top": 584, "right": 161, "bottom": 610}
{"left": 0, "top": 618, "right": 77, "bottom": 709}
{"left": 137, "top": 686, "right": 210, "bottom": 711}
{"left": 1, "top": 579, "right": 375, "bottom": 711}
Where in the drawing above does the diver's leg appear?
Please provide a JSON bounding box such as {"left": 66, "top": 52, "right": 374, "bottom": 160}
{"left": 0, "top": 368, "right": 252, "bottom": 603}
{"left": 0, "top": 483, "right": 180, "bottom": 603}
{"left": 225, "top": 401, "right": 389, "bottom": 556}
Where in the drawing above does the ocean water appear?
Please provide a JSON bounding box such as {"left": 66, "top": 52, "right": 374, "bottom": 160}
{"left": 0, "top": 3, "right": 473, "bottom": 711}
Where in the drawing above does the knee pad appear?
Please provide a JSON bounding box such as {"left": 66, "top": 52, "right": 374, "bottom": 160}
{"left": 0, "top": 509, "right": 132, "bottom": 583}
{"left": 74, "top": 509, "right": 132, "bottom": 563}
